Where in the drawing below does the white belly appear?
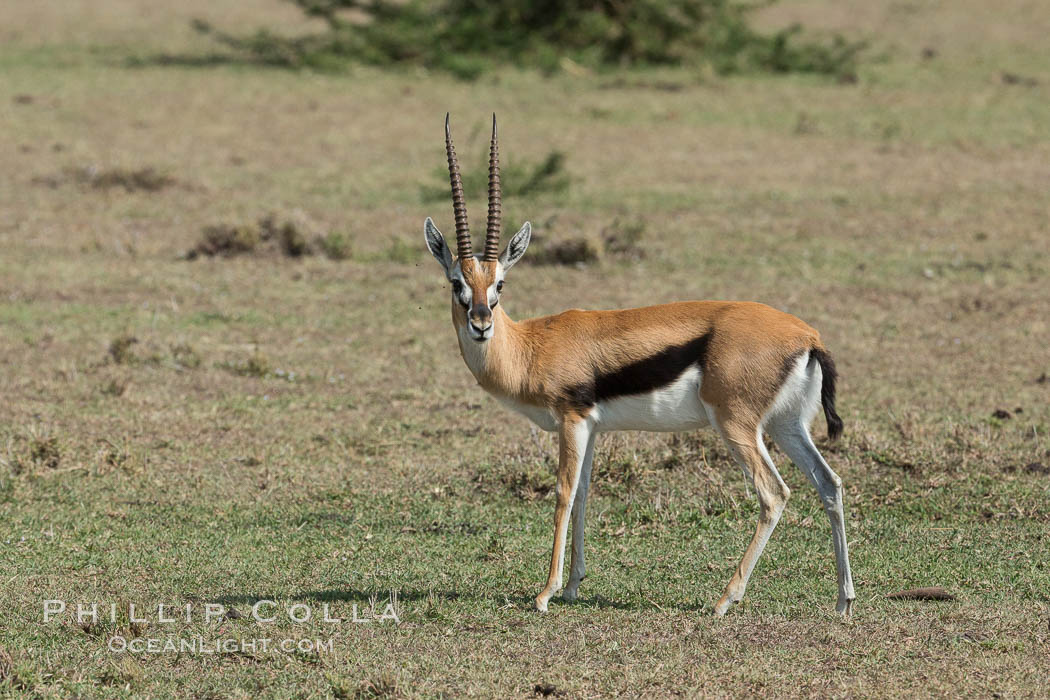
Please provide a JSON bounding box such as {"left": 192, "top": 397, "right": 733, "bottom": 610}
{"left": 486, "top": 367, "right": 709, "bottom": 434}
{"left": 592, "top": 366, "right": 710, "bottom": 433}
{"left": 493, "top": 394, "right": 560, "bottom": 432}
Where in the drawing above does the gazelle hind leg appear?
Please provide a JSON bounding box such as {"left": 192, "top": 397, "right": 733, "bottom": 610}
{"left": 713, "top": 421, "right": 790, "bottom": 616}
{"left": 769, "top": 419, "right": 856, "bottom": 616}
{"left": 563, "top": 433, "right": 596, "bottom": 602}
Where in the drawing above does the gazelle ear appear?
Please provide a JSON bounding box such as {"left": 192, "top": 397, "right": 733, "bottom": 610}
{"left": 499, "top": 222, "right": 531, "bottom": 271}
{"left": 424, "top": 217, "right": 454, "bottom": 277}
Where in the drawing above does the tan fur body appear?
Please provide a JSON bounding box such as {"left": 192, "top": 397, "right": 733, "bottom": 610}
{"left": 453, "top": 279, "right": 823, "bottom": 429}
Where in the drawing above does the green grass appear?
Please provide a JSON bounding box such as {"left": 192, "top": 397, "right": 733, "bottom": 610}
{"left": 1, "top": 0, "right": 1050, "bottom": 697}
{"left": 3, "top": 462, "right": 1048, "bottom": 696}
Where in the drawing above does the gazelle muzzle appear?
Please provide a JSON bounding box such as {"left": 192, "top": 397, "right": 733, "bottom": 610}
{"left": 468, "top": 302, "right": 493, "bottom": 340}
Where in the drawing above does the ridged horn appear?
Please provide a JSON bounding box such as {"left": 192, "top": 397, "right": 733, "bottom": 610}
{"left": 445, "top": 113, "right": 472, "bottom": 259}
{"left": 483, "top": 113, "right": 501, "bottom": 261}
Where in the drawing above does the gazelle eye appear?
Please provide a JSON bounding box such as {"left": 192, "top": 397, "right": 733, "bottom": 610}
{"left": 496, "top": 281, "right": 504, "bottom": 293}
{"left": 451, "top": 280, "right": 463, "bottom": 295}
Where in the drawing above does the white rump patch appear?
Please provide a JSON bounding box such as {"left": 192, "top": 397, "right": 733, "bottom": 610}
{"left": 763, "top": 352, "right": 821, "bottom": 429}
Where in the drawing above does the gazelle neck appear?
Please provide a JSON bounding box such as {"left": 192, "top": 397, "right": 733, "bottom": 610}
{"left": 455, "top": 304, "right": 531, "bottom": 399}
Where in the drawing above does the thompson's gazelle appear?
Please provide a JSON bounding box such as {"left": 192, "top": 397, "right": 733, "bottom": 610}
{"left": 423, "top": 114, "right": 856, "bottom": 617}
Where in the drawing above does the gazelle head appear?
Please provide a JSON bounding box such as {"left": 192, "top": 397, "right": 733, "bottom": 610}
{"left": 424, "top": 114, "right": 531, "bottom": 343}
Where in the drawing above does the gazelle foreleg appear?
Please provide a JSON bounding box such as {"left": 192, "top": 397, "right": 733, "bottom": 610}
{"left": 535, "top": 415, "right": 592, "bottom": 612}
{"left": 713, "top": 421, "right": 791, "bottom": 616}
{"left": 563, "top": 432, "right": 597, "bottom": 602}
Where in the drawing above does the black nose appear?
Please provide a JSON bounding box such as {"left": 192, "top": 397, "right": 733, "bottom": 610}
{"left": 470, "top": 303, "right": 492, "bottom": 327}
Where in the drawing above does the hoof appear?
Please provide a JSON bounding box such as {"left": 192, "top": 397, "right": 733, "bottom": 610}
{"left": 713, "top": 594, "right": 737, "bottom": 617}
{"left": 837, "top": 597, "right": 855, "bottom": 619}
{"left": 534, "top": 597, "right": 549, "bottom": 613}
{"left": 561, "top": 588, "right": 579, "bottom": 603}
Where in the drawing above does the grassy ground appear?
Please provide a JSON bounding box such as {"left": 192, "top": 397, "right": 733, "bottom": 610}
{"left": 1, "top": 0, "right": 1049, "bottom": 697}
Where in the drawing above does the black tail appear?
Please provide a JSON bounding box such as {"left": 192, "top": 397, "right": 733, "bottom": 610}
{"left": 810, "top": 348, "right": 843, "bottom": 441}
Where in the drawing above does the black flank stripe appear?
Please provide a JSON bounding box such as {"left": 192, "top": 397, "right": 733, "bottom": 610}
{"left": 564, "top": 332, "right": 712, "bottom": 411}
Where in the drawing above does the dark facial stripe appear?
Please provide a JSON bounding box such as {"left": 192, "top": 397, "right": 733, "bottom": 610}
{"left": 563, "top": 332, "right": 712, "bottom": 411}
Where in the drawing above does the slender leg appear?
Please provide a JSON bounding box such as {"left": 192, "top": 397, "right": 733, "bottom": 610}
{"left": 535, "top": 416, "right": 591, "bottom": 612}
{"left": 563, "top": 432, "right": 597, "bottom": 602}
{"left": 713, "top": 422, "right": 791, "bottom": 616}
{"left": 769, "top": 420, "right": 856, "bottom": 617}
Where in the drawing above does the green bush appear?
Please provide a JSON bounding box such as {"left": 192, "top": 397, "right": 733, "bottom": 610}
{"left": 194, "top": 0, "right": 863, "bottom": 79}
{"left": 319, "top": 231, "right": 353, "bottom": 260}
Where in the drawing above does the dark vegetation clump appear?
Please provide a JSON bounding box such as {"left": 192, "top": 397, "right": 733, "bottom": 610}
{"left": 512, "top": 152, "right": 571, "bottom": 197}
{"left": 529, "top": 218, "right": 647, "bottom": 266}
{"left": 192, "top": 0, "right": 863, "bottom": 80}
{"left": 78, "top": 166, "right": 177, "bottom": 192}
{"left": 170, "top": 343, "right": 203, "bottom": 369}
{"left": 601, "top": 218, "right": 647, "bottom": 260}
{"left": 98, "top": 438, "right": 134, "bottom": 472}
{"left": 502, "top": 464, "right": 556, "bottom": 501}
{"left": 99, "top": 378, "right": 129, "bottom": 397}
{"left": 529, "top": 237, "right": 603, "bottom": 266}
{"left": 594, "top": 453, "right": 644, "bottom": 492}
{"left": 5, "top": 430, "right": 64, "bottom": 474}
{"left": 1000, "top": 71, "right": 1038, "bottom": 87}
{"left": 193, "top": 223, "right": 261, "bottom": 258}
{"left": 186, "top": 210, "right": 350, "bottom": 260}
{"left": 318, "top": 231, "right": 353, "bottom": 260}
{"left": 108, "top": 334, "right": 139, "bottom": 365}
{"left": 4, "top": 432, "right": 62, "bottom": 476}
{"left": 264, "top": 211, "right": 313, "bottom": 257}
{"left": 220, "top": 349, "right": 272, "bottom": 378}
{"left": 33, "top": 166, "right": 178, "bottom": 192}
{"left": 29, "top": 436, "right": 62, "bottom": 470}
{"left": 103, "top": 335, "right": 204, "bottom": 372}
